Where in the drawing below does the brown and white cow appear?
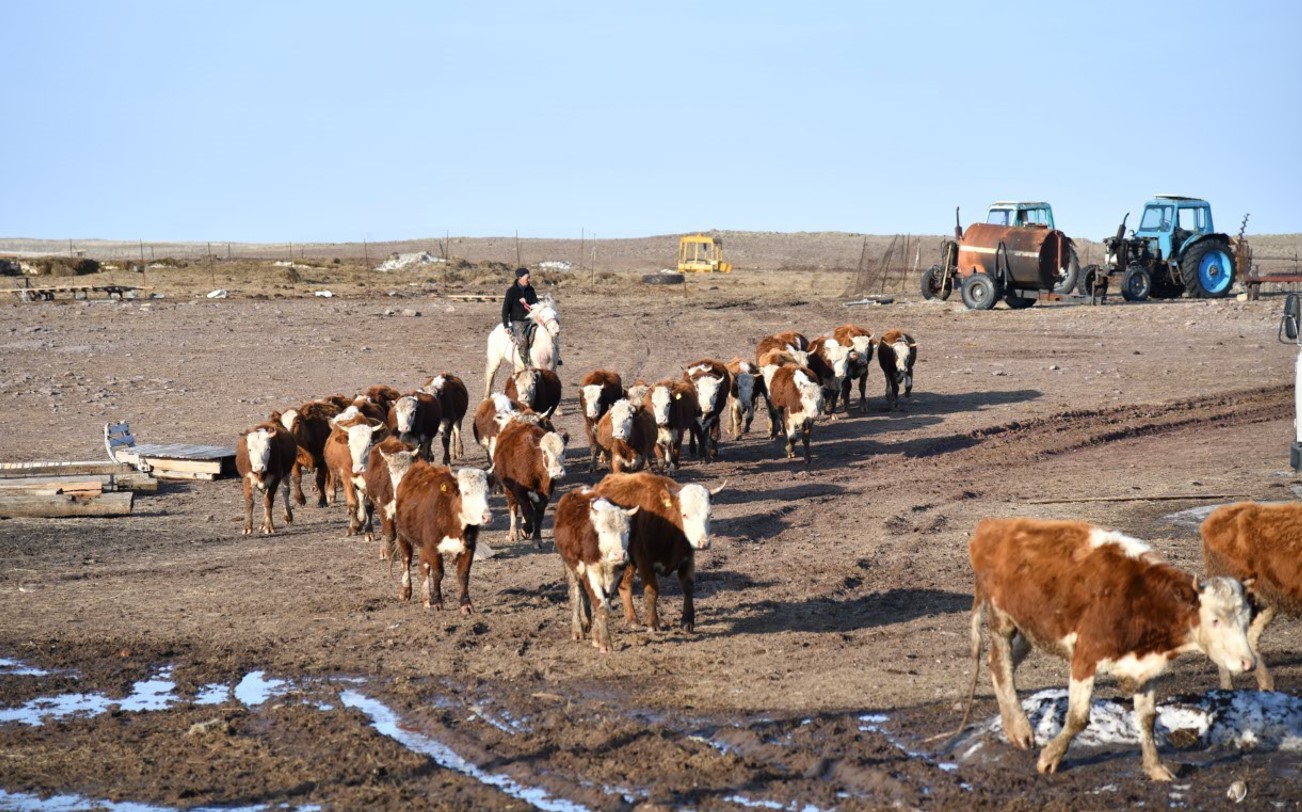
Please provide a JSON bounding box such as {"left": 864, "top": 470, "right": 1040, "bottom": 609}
{"left": 594, "top": 398, "right": 657, "bottom": 474}
{"left": 644, "top": 379, "right": 700, "bottom": 475}
{"left": 235, "top": 419, "right": 299, "bottom": 535}
{"left": 833, "top": 324, "right": 874, "bottom": 412}
{"left": 492, "top": 418, "right": 567, "bottom": 545}
{"left": 554, "top": 486, "right": 638, "bottom": 653}
{"left": 470, "top": 394, "right": 555, "bottom": 460}
{"left": 757, "top": 348, "right": 798, "bottom": 439}
{"left": 505, "top": 367, "right": 563, "bottom": 416}
{"left": 278, "top": 399, "right": 342, "bottom": 507}
{"left": 755, "top": 330, "right": 810, "bottom": 367}
{"left": 724, "top": 357, "right": 761, "bottom": 439}
{"left": 592, "top": 472, "right": 725, "bottom": 632}
{"left": 364, "top": 384, "right": 402, "bottom": 415}
{"left": 964, "top": 517, "right": 1256, "bottom": 781}
{"left": 768, "top": 364, "right": 824, "bottom": 463}
{"left": 388, "top": 391, "right": 446, "bottom": 463}
{"left": 323, "top": 412, "right": 388, "bottom": 537}
{"left": 807, "top": 336, "right": 854, "bottom": 416}
{"left": 876, "top": 328, "right": 917, "bottom": 411}
{"left": 625, "top": 378, "right": 651, "bottom": 407}
{"left": 1201, "top": 501, "right": 1302, "bottom": 691}
{"left": 579, "top": 369, "right": 624, "bottom": 470}
{"left": 383, "top": 450, "right": 493, "bottom": 613}
{"left": 363, "top": 436, "right": 409, "bottom": 558}
{"left": 683, "top": 359, "right": 731, "bottom": 463}
{"left": 421, "top": 373, "right": 470, "bottom": 462}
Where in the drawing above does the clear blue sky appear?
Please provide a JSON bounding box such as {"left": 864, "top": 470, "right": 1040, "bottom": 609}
{"left": 3, "top": 1, "right": 1299, "bottom": 243}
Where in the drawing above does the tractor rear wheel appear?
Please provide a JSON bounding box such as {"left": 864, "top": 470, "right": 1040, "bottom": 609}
{"left": 1120, "top": 264, "right": 1152, "bottom": 302}
{"left": 920, "top": 265, "right": 952, "bottom": 301}
{"left": 1004, "top": 292, "right": 1036, "bottom": 309}
{"left": 1181, "top": 240, "right": 1236, "bottom": 298}
{"left": 960, "top": 271, "right": 1001, "bottom": 310}
{"left": 1052, "top": 246, "right": 1080, "bottom": 294}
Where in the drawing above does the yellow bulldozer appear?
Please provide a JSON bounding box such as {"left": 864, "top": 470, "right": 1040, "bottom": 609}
{"left": 677, "top": 234, "right": 732, "bottom": 274}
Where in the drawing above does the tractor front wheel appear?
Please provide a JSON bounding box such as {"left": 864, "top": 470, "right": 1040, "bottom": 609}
{"left": 960, "top": 271, "right": 1001, "bottom": 310}
{"left": 1181, "top": 240, "right": 1236, "bottom": 298}
{"left": 920, "top": 265, "right": 952, "bottom": 301}
{"left": 1120, "top": 265, "right": 1152, "bottom": 302}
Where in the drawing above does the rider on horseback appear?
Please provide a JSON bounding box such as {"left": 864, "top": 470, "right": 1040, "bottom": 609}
{"left": 502, "top": 267, "right": 539, "bottom": 367}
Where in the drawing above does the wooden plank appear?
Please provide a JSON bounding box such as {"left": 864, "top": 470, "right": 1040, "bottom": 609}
{"left": 154, "top": 469, "right": 217, "bottom": 481}
{"left": 0, "top": 461, "right": 137, "bottom": 477}
{"left": 142, "top": 456, "right": 224, "bottom": 474}
{"left": 0, "top": 481, "right": 104, "bottom": 496}
{"left": 0, "top": 491, "right": 133, "bottom": 518}
{"left": 114, "top": 472, "right": 160, "bottom": 493}
{"left": 131, "top": 443, "right": 235, "bottom": 460}
{"left": 0, "top": 474, "right": 117, "bottom": 488}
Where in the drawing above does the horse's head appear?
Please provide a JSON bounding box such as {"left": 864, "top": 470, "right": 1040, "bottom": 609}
{"left": 530, "top": 297, "right": 560, "bottom": 337}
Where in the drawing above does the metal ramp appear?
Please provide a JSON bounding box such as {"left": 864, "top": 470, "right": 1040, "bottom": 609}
{"left": 105, "top": 421, "right": 235, "bottom": 480}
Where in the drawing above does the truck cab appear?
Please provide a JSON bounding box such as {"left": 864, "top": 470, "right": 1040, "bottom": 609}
{"left": 985, "top": 201, "right": 1055, "bottom": 230}
{"left": 1134, "top": 195, "right": 1215, "bottom": 261}
{"left": 677, "top": 234, "right": 733, "bottom": 274}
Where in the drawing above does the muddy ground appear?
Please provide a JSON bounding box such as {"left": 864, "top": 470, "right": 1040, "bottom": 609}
{"left": 0, "top": 277, "right": 1299, "bottom": 810}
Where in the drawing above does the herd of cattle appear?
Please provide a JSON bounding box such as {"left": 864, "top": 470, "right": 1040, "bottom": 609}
{"left": 229, "top": 310, "right": 1301, "bottom": 782}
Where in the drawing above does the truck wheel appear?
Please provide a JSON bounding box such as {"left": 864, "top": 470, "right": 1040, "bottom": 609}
{"left": 960, "top": 271, "right": 1001, "bottom": 310}
{"left": 1181, "top": 240, "right": 1236, "bottom": 298}
{"left": 1120, "top": 265, "right": 1151, "bottom": 302}
{"left": 920, "top": 265, "right": 952, "bottom": 301}
{"left": 1052, "top": 246, "right": 1080, "bottom": 294}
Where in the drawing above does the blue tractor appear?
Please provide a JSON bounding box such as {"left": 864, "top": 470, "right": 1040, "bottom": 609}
{"left": 1082, "top": 195, "right": 1237, "bottom": 301}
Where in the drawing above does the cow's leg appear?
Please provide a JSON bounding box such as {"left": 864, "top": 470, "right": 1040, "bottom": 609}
{"left": 425, "top": 550, "right": 445, "bottom": 610}
{"left": 1037, "top": 672, "right": 1095, "bottom": 775}
{"left": 618, "top": 557, "right": 640, "bottom": 626}
{"left": 261, "top": 483, "right": 277, "bottom": 535}
{"left": 766, "top": 400, "right": 781, "bottom": 440}
{"left": 1133, "top": 685, "right": 1174, "bottom": 781}
{"left": 885, "top": 378, "right": 899, "bottom": 411}
{"left": 583, "top": 579, "right": 613, "bottom": 653}
{"left": 677, "top": 557, "right": 696, "bottom": 633}
{"left": 527, "top": 493, "right": 546, "bottom": 545}
{"left": 361, "top": 490, "right": 376, "bottom": 543}
{"left": 324, "top": 466, "right": 337, "bottom": 506}
{"left": 342, "top": 478, "right": 360, "bottom": 536}
{"left": 453, "top": 422, "right": 464, "bottom": 460}
{"left": 290, "top": 460, "right": 307, "bottom": 506}
{"left": 857, "top": 372, "right": 869, "bottom": 412}
{"left": 987, "top": 608, "right": 1034, "bottom": 749}
{"left": 242, "top": 478, "right": 255, "bottom": 535}
{"left": 1241, "top": 605, "right": 1277, "bottom": 691}
{"left": 566, "top": 566, "right": 586, "bottom": 642}
{"left": 396, "top": 536, "right": 414, "bottom": 601}
{"left": 280, "top": 475, "right": 294, "bottom": 526}
{"left": 840, "top": 376, "right": 852, "bottom": 414}
{"left": 377, "top": 506, "right": 396, "bottom": 561}
{"left": 312, "top": 461, "right": 328, "bottom": 507}
{"left": 504, "top": 489, "right": 520, "bottom": 542}
{"left": 709, "top": 420, "right": 721, "bottom": 461}
{"left": 801, "top": 419, "right": 813, "bottom": 464}
{"left": 640, "top": 558, "right": 662, "bottom": 632}
{"left": 454, "top": 550, "right": 474, "bottom": 614}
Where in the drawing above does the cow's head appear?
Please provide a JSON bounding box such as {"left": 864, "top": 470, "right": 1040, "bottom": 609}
{"left": 422, "top": 375, "right": 445, "bottom": 396}
{"left": 672, "top": 481, "right": 726, "bottom": 550}
{"left": 279, "top": 409, "right": 300, "bottom": 435}
{"left": 734, "top": 371, "right": 756, "bottom": 412}
{"left": 693, "top": 373, "right": 724, "bottom": 417}
{"left": 244, "top": 428, "right": 274, "bottom": 490}
{"left": 393, "top": 396, "right": 419, "bottom": 435}
{"left": 627, "top": 382, "right": 650, "bottom": 406}
{"left": 455, "top": 467, "right": 493, "bottom": 526}
{"left": 380, "top": 447, "right": 416, "bottom": 494}
{"left": 793, "top": 370, "right": 825, "bottom": 419}
{"left": 649, "top": 385, "right": 672, "bottom": 427}
{"left": 581, "top": 384, "right": 605, "bottom": 419}
{"left": 607, "top": 398, "right": 635, "bottom": 441}
{"left": 1194, "top": 576, "right": 1256, "bottom": 677}
{"left": 820, "top": 339, "right": 851, "bottom": 379}
{"left": 512, "top": 369, "right": 538, "bottom": 404}
{"left": 540, "top": 431, "right": 567, "bottom": 480}
{"left": 345, "top": 419, "right": 386, "bottom": 475}
{"left": 851, "top": 335, "right": 873, "bottom": 367}
{"left": 890, "top": 338, "right": 914, "bottom": 396}
{"left": 584, "top": 497, "right": 638, "bottom": 606}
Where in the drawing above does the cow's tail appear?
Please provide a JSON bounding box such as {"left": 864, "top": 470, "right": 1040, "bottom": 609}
{"left": 954, "top": 584, "right": 986, "bottom": 739}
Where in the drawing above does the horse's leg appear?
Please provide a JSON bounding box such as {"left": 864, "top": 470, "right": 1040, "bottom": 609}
{"left": 484, "top": 335, "right": 502, "bottom": 400}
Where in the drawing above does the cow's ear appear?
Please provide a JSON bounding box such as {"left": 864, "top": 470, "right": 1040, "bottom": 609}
{"left": 269, "top": 410, "right": 282, "bottom": 422}
{"left": 1193, "top": 574, "right": 1205, "bottom": 592}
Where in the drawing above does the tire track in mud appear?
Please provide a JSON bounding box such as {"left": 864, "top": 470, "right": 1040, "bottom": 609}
{"left": 851, "top": 385, "right": 1291, "bottom": 496}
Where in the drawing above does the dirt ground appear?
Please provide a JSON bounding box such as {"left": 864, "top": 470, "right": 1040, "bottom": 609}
{"left": 1, "top": 274, "right": 1299, "bottom": 811}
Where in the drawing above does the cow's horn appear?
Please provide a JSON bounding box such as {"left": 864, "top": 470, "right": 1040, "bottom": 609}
{"left": 709, "top": 480, "right": 728, "bottom": 497}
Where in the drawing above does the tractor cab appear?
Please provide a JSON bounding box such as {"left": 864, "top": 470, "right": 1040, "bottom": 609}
{"left": 677, "top": 234, "right": 733, "bottom": 274}
{"left": 1135, "top": 195, "right": 1215, "bottom": 261}
{"left": 985, "top": 201, "right": 1055, "bottom": 230}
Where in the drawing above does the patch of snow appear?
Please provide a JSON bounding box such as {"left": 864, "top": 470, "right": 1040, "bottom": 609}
{"left": 374, "top": 252, "right": 446, "bottom": 272}
{"left": 538, "top": 261, "right": 572, "bottom": 271}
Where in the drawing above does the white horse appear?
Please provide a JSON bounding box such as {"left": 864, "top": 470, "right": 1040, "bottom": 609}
{"left": 483, "top": 296, "right": 561, "bottom": 399}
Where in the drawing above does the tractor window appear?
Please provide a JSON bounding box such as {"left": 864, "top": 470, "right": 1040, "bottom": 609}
{"left": 1140, "top": 205, "right": 1173, "bottom": 232}
{"left": 1023, "top": 208, "right": 1048, "bottom": 226}
{"left": 1178, "top": 207, "right": 1208, "bottom": 233}
{"left": 987, "top": 210, "right": 1011, "bottom": 226}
